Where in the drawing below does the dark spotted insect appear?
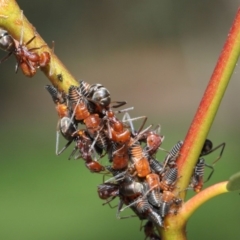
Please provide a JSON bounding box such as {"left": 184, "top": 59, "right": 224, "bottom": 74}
{"left": 163, "top": 141, "right": 183, "bottom": 169}
{"left": 132, "top": 197, "right": 164, "bottom": 227}
{"left": 159, "top": 167, "right": 178, "bottom": 191}
{"left": 45, "top": 85, "right": 77, "bottom": 155}
{"left": 145, "top": 173, "right": 162, "bottom": 208}
{"left": 159, "top": 191, "right": 181, "bottom": 218}
{"left": 141, "top": 220, "right": 161, "bottom": 240}
{"left": 190, "top": 139, "right": 225, "bottom": 192}
{"left": 68, "top": 85, "right": 109, "bottom": 151}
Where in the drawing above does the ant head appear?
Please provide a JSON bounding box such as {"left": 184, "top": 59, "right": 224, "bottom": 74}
{"left": 88, "top": 84, "right": 111, "bottom": 108}
{"left": 97, "top": 183, "right": 119, "bottom": 199}
{"left": 200, "top": 139, "right": 213, "bottom": 156}
{"left": 0, "top": 28, "right": 15, "bottom": 52}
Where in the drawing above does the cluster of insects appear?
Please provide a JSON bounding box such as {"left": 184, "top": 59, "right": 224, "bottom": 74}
{"left": 0, "top": 25, "right": 225, "bottom": 240}
{"left": 44, "top": 80, "right": 225, "bottom": 239}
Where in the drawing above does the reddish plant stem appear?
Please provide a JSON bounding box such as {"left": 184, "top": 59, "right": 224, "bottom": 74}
{"left": 175, "top": 8, "right": 240, "bottom": 199}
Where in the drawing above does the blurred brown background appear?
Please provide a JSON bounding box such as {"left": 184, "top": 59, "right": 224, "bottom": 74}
{"left": 0, "top": 1, "right": 240, "bottom": 239}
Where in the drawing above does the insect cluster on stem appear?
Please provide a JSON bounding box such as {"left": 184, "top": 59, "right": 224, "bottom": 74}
{"left": 44, "top": 79, "right": 225, "bottom": 239}
{"left": 0, "top": 20, "right": 226, "bottom": 240}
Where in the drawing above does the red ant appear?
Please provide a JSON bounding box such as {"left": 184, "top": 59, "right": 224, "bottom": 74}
{"left": 104, "top": 109, "right": 135, "bottom": 170}
{"left": 97, "top": 182, "right": 119, "bottom": 206}
{"left": 108, "top": 143, "right": 129, "bottom": 170}
{"left": 0, "top": 15, "right": 50, "bottom": 77}
{"left": 69, "top": 129, "right": 105, "bottom": 173}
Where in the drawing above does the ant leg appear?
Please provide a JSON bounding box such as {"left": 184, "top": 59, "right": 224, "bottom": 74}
{"left": 0, "top": 51, "right": 13, "bottom": 64}
{"left": 18, "top": 11, "right": 39, "bottom": 49}
{"left": 102, "top": 170, "right": 113, "bottom": 183}
{"left": 153, "top": 124, "right": 161, "bottom": 134}
{"left": 25, "top": 29, "right": 47, "bottom": 51}
{"left": 55, "top": 121, "right": 73, "bottom": 155}
{"left": 28, "top": 42, "right": 49, "bottom": 53}
{"left": 96, "top": 150, "right": 107, "bottom": 161}
{"left": 200, "top": 140, "right": 225, "bottom": 161}
{"left": 74, "top": 152, "right": 82, "bottom": 160}
{"left": 116, "top": 200, "right": 123, "bottom": 219}
{"left": 20, "top": 11, "right": 47, "bottom": 54}
{"left": 116, "top": 200, "right": 137, "bottom": 219}
{"left": 25, "top": 35, "right": 37, "bottom": 46}
{"left": 104, "top": 170, "right": 127, "bottom": 183}
{"left": 68, "top": 146, "right": 78, "bottom": 160}
{"left": 56, "top": 133, "right": 73, "bottom": 155}
{"left": 204, "top": 163, "right": 214, "bottom": 183}
{"left": 116, "top": 107, "right": 134, "bottom": 114}
{"left": 137, "top": 116, "right": 148, "bottom": 134}
{"left": 139, "top": 220, "right": 145, "bottom": 231}
{"left": 112, "top": 101, "right": 127, "bottom": 108}
{"left": 15, "top": 58, "right": 21, "bottom": 73}
{"left": 210, "top": 142, "right": 226, "bottom": 165}
{"left": 131, "top": 124, "right": 153, "bottom": 146}
{"left": 102, "top": 196, "right": 118, "bottom": 208}
{"left": 103, "top": 202, "right": 118, "bottom": 209}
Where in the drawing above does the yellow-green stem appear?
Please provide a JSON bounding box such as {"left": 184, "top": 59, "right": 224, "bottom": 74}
{"left": 180, "top": 181, "right": 228, "bottom": 221}
{"left": 0, "top": 0, "right": 78, "bottom": 92}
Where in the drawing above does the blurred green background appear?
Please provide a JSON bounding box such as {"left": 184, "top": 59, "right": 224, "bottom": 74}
{"left": 1, "top": 1, "right": 240, "bottom": 239}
